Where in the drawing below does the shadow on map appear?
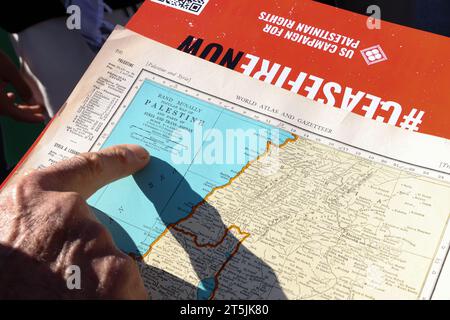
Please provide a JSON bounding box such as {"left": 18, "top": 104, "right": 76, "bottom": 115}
{"left": 131, "top": 157, "right": 287, "bottom": 300}
{"left": 92, "top": 207, "right": 199, "bottom": 299}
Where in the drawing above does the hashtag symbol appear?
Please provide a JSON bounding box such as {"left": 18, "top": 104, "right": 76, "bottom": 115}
{"left": 399, "top": 108, "right": 425, "bottom": 132}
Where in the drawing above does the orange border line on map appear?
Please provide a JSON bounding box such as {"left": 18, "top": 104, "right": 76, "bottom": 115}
{"left": 172, "top": 224, "right": 250, "bottom": 300}
{"left": 171, "top": 224, "right": 249, "bottom": 249}
{"left": 209, "top": 228, "right": 250, "bottom": 300}
{"left": 141, "top": 134, "right": 298, "bottom": 259}
{"left": 139, "top": 134, "right": 298, "bottom": 299}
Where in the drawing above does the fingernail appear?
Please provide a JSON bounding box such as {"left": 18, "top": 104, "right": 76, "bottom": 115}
{"left": 127, "top": 145, "right": 150, "bottom": 162}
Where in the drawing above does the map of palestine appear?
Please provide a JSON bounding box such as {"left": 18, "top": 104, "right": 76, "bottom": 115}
{"left": 86, "top": 76, "right": 450, "bottom": 300}
{"left": 138, "top": 135, "right": 450, "bottom": 300}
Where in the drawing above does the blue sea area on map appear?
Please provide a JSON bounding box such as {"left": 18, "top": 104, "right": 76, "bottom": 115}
{"left": 197, "top": 278, "right": 216, "bottom": 300}
{"left": 88, "top": 79, "right": 293, "bottom": 257}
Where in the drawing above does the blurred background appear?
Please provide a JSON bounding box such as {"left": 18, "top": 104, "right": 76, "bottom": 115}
{"left": 0, "top": 0, "right": 143, "bottom": 182}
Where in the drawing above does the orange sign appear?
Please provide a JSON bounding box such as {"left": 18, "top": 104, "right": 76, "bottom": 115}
{"left": 128, "top": 0, "right": 450, "bottom": 138}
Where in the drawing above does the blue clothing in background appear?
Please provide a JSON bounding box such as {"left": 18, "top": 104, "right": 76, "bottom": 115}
{"left": 63, "top": 0, "right": 115, "bottom": 51}
{"left": 415, "top": 0, "right": 450, "bottom": 37}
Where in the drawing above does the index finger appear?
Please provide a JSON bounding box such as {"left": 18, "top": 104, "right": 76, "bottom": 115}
{"left": 35, "top": 145, "right": 150, "bottom": 199}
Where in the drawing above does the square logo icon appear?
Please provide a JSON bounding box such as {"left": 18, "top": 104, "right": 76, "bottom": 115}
{"left": 361, "top": 45, "right": 388, "bottom": 65}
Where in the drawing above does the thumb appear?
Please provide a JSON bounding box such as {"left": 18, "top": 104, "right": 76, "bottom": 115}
{"left": 37, "top": 144, "right": 150, "bottom": 199}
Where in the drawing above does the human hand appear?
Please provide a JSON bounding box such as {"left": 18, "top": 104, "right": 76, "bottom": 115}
{"left": 0, "top": 145, "right": 150, "bottom": 299}
{"left": 0, "top": 50, "right": 45, "bottom": 122}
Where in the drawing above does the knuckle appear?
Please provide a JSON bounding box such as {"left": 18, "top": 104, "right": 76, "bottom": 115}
{"left": 108, "top": 254, "right": 137, "bottom": 282}
{"left": 11, "top": 176, "right": 31, "bottom": 196}
{"left": 112, "top": 254, "right": 134, "bottom": 272}
{"left": 96, "top": 254, "right": 139, "bottom": 298}
{"left": 19, "top": 170, "right": 42, "bottom": 186}
{"left": 6, "top": 173, "right": 41, "bottom": 204}
{"left": 113, "top": 147, "right": 130, "bottom": 163}
{"left": 86, "top": 220, "right": 113, "bottom": 243}
{"left": 74, "top": 152, "right": 105, "bottom": 176}
{"left": 109, "top": 147, "right": 131, "bottom": 170}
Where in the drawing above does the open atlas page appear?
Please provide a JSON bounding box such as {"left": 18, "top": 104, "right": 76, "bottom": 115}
{"left": 2, "top": 26, "right": 450, "bottom": 300}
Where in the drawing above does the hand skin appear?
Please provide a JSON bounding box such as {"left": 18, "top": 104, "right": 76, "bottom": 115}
{"left": 0, "top": 145, "right": 150, "bottom": 299}
{"left": 0, "top": 50, "right": 45, "bottom": 123}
